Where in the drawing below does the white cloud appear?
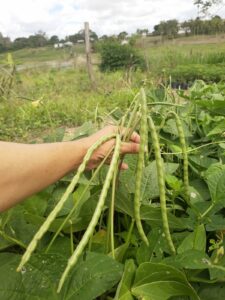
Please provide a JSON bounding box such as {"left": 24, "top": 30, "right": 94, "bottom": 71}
{"left": 0, "top": 0, "right": 224, "bottom": 40}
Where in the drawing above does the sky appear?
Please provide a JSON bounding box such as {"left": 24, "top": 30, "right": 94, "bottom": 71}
{"left": 0, "top": 0, "right": 225, "bottom": 40}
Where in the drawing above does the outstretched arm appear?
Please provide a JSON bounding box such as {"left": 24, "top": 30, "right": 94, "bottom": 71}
{"left": 0, "top": 126, "right": 140, "bottom": 212}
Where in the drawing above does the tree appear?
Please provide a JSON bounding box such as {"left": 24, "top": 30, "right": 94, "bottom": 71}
{"left": 68, "top": 29, "right": 98, "bottom": 43}
{"left": 136, "top": 29, "right": 149, "bottom": 35}
{"left": 181, "top": 16, "right": 225, "bottom": 35}
{"left": 49, "top": 35, "right": 59, "bottom": 44}
{"left": 118, "top": 31, "right": 128, "bottom": 40}
{"left": 194, "top": 0, "right": 223, "bottom": 17}
{"left": 153, "top": 20, "right": 179, "bottom": 38}
{"left": 13, "top": 37, "right": 29, "bottom": 50}
{"left": 0, "top": 33, "right": 12, "bottom": 52}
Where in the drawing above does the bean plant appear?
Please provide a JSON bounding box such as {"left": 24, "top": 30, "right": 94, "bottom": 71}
{"left": 1, "top": 81, "right": 225, "bottom": 300}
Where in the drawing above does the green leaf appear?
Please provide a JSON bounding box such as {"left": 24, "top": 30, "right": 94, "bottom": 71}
{"left": 115, "top": 259, "right": 136, "bottom": 300}
{"left": 197, "top": 283, "right": 225, "bottom": 300}
{"left": 62, "top": 252, "right": 123, "bottom": 300}
{"left": 141, "top": 161, "right": 179, "bottom": 201}
{"left": 141, "top": 205, "right": 187, "bottom": 230}
{"left": 0, "top": 252, "right": 65, "bottom": 300}
{"left": 136, "top": 228, "right": 164, "bottom": 265}
{"left": 196, "top": 99, "right": 225, "bottom": 116}
{"left": 207, "top": 120, "right": 225, "bottom": 136}
{"left": 189, "top": 155, "right": 218, "bottom": 170}
{"left": 131, "top": 263, "right": 200, "bottom": 300}
{"left": 177, "top": 225, "right": 206, "bottom": 254}
{"left": 0, "top": 252, "right": 123, "bottom": 300}
{"left": 205, "top": 163, "right": 225, "bottom": 205}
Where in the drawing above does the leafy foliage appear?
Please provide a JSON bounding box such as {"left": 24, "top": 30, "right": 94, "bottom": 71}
{"left": 0, "top": 80, "right": 225, "bottom": 299}
{"left": 98, "top": 41, "right": 145, "bottom": 72}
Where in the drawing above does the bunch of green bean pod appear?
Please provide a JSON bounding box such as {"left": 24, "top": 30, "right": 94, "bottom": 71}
{"left": 57, "top": 134, "right": 121, "bottom": 293}
{"left": 17, "top": 133, "right": 116, "bottom": 272}
{"left": 170, "top": 112, "right": 190, "bottom": 204}
{"left": 148, "top": 116, "right": 176, "bottom": 255}
{"left": 134, "top": 88, "right": 149, "bottom": 246}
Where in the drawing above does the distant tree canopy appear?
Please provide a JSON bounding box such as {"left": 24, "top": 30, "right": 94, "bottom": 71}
{"left": 136, "top": 29, "right": 149, "bottom": 35}
{"left": 194, "top": 0, "right": 223, "bottom": 17}
{"left": 67, "top": 29, "right": 98, "bottom": 43}
{"left": 153, "top": 19, "right": 179, "bottom": 38}
{"left": 181, "top": 16, "right": 225, "bottom": 35}
{"left": 118, "top": 31, "right": 128, "bottom": 40}
{"left": 0, "top": 29, "right": 98, "bottom": 53}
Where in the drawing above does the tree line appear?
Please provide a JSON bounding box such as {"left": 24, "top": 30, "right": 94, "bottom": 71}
{"left": 0, "top": 16, "right": 225, "bottom": 53}
{"left": 0, "top": 29, "right": 98, "bottom": 53}
{"left": 153, "top": 16, "right": 225, "bottom": 38}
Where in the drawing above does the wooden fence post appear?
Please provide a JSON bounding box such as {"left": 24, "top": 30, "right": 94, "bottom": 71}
{"left": 84, "top": 22, "right": 96, "bottom": 88}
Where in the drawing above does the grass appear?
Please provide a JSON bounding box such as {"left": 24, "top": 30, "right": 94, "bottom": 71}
{"left": 1, "top": 33, "right": 225, "bottom": 141}
{"left": 0, "top": 67, "right": 145, "bottom": 142}
{"left": 0, "top": 44, "right": 85, "bottom": 65}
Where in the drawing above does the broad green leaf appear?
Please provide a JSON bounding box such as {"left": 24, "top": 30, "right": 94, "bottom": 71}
{"left": 115, "top": 259, "right": 136, "bottom": 300}
{"left": 131, "top": 263, "right": 200, "bottom": 300}
{"left": 119, "top": 154, "right": 138, "bottom": 193}
{"left": 206, "top": 214, "right": 225, "bottom": 231}
{"left": 205, "top": 163, "right": 225, "bottom": 205}
{"left": 190, "top": 179, "right": 210, "bottom": 202}
{"left": 0, "top": 252, "right": 65, "bottom": 300}
{"left": 164, "top": 249, "right": 225, "bottom": 276}
{"left": 136, "top": 228, "right": 164, "bottom": 265}
{"left": 197, "top": 283, "right": 225, "bottom": 300}
{"left": 45, "top": 185, "right": 74, "bottom": 217}
{"left": 21, "top": 190, "right": 49, "bottom": 216}
{"left": 62, "top": 252, "right": 123, "bottom": 300}
{"left": 3, "top": 206, "right": 39, "bottom": 246}
{"left": 141, "top": 205, "right": 187, "bottom": 230}
{"left": 163, "top": 118, "right": 192, "bottom": 137}
{"left": 0, "top": 252, "right": 123, "bottom": 300}
{"left": 196, "top": 99, "right": 225, "bottom": 116}
{"left": 120, "top": 158, "right": 178, "bottom": 199}
{"left": 207, "top": 120, "right": 225, "bottom": 136}
{"left": 141, "top": 161, "right": 179, "bottom": 201}
{"left": 189, "top": 155, "right": 218, "bottom": 169}
{"left": 177, "top": 224, "right": 206, "bottom": 254}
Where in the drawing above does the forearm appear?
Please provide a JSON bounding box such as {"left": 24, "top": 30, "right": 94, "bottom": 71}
{"left": 0, "top": 140, "right": 86, "bottom": 211}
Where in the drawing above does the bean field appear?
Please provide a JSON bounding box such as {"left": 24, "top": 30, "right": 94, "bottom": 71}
{"left": 0, "top": 38, "right": 225, "bottom": 300}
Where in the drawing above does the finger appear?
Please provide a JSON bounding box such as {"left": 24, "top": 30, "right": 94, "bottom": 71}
{"left": 129, "top": 131, "right": 140, "bottom": 143}
{"left": 120, "top": 162, "right": 129, "bottom": 170}
{"left": 120, "top": 142, "right": 140, "bottom": 155}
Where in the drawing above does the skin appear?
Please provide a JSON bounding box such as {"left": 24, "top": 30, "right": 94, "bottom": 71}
{"left": 0, "top": 126, "right": 140, "bottom": 212}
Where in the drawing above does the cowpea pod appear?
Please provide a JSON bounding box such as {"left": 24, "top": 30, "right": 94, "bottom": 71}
{"left": 17, "top": 133, "right": 116, "bottom": 272}
{"left": 57, "top": 134, "right": 121, "bottom": 293}
{"left": 134, "top": 88, "right": 149, "bottom": 246}
{"left": 148, "top": 116, "right": 176, "bottom": 255}
{"left": 169, "top": 112, "right": 190, "bottom": 204}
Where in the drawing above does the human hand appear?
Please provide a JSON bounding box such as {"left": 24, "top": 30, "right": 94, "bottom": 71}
{"left": 83, "top": 125, "right": 140, "bottom": 170}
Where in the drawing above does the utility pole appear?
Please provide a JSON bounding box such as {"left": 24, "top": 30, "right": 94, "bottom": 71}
{"left": 84, "top": 22, "right": 96, "bottom": 89}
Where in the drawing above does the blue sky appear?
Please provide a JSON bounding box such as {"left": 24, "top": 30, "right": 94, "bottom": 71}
{"left": 0, "top": 0, "right": 224, "bottom": 40}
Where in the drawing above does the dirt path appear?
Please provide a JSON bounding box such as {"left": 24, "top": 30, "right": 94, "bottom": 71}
{"left": 16, "top": 54, "right": 87, "bottom": 71}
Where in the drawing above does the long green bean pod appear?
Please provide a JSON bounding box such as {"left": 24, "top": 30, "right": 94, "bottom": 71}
{"left": 17, "top": 133, "right": 116, "bottom": 272}
{"left": 57, "top": 135, "right": 121, "bottom": 293}
{"left": 134, "top": 88, "right": 149, "bottom": 246}
{"left": 170, "top": 112, "right": 190, "bottom": 204}
{"left": 45, "top": 147, "right": 114, "bottom": 253}
{"left": 148, "top": 116, "right": 176, "bottom": 255}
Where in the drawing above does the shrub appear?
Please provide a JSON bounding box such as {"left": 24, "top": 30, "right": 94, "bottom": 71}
{"left": 98, "top": 41, "right": 145, "bottom": 72}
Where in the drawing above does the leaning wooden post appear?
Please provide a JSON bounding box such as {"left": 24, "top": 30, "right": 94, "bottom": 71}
{"left": 84, "top": 22, "right": 96, "bottom": 89}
